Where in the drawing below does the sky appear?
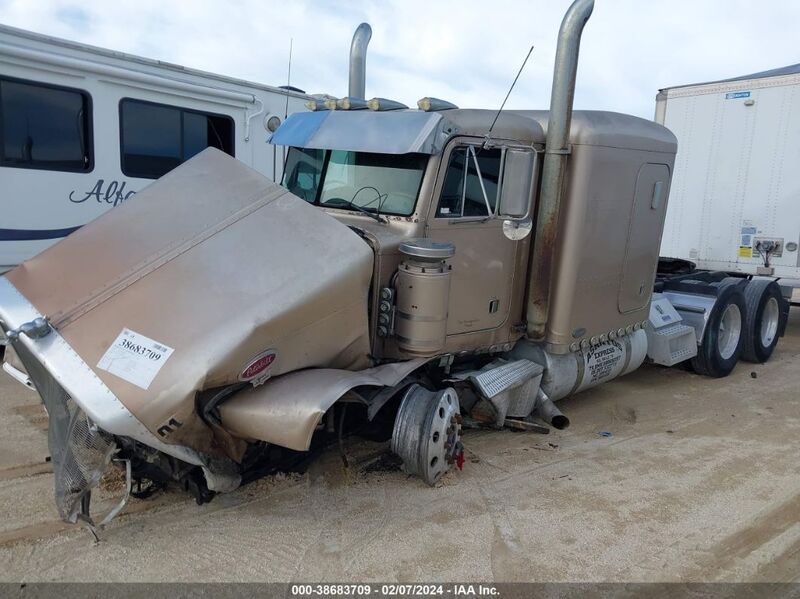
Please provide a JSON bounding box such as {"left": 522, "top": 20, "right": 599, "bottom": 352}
{"left": 0, "top": 0, "right": 798, "bottom": 119}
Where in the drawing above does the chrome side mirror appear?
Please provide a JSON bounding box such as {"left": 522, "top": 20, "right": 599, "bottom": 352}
{"left": 498, "top": 149, "right": 536, "bottom": 239}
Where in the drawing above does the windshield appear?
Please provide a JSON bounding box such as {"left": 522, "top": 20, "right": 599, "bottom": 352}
{"left": 281, "top": 147, "right": 427, "bottom": 217}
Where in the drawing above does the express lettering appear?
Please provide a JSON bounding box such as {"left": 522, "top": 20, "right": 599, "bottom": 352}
{"left": 590, "top": 346, "right": 616, "bottom": 360}
{"left": 69, "top": 179, "right": 137, "bottom": 207}
{"left": 586, "top": 340, "right": 623, "bottom": 383}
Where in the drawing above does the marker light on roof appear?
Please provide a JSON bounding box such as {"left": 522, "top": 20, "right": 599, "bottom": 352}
{"left": 324, "top": 98, "right": 340, "bottom": 110}
{"left": 337, "top": 97, "right": 369, "bottom": 110}
{"left": 367, "top": 98, "right": 409, "bottom": 111}
{"left": 305, "top": 99, "right": 329, "bottom": 111}
{"left": 417, "top": 97, "right": 459, "bottom": 112}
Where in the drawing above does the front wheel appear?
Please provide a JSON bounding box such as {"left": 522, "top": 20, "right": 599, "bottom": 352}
{"left": 690, "top": 282, "right": 746, "bottom": 378}
{"left": 391, "top": 385, "right": 463, "bottom": 485}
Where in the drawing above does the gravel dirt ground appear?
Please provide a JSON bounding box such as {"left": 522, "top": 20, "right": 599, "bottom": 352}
{"left": 1, "top": 312, "right": 799, "bottom": 583}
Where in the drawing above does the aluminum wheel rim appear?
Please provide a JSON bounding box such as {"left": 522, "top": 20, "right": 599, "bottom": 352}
{"left": 717, "top": 303, "right": 742, "bottom": 360}
{"left": 760, "top": 296, "right": 780, "bottom": 348}
{"left": 391, "top": 386, "right": 461, "bottom": 486}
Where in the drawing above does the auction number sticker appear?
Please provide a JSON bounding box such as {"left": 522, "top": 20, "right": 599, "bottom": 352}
{"left": 97, "top": 328, "right": 174, "bottom": 390}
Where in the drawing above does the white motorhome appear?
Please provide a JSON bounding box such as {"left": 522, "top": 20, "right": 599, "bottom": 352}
{"left": 0, "top": 24, "right": 309, "bottom": 273}
{"left": 656, "top": 64, "right": 800, "bottom": 281}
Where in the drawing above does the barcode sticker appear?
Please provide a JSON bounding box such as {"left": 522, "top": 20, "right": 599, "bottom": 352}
{"left": 97, "top": 328, "right": 175, "bottom": 390}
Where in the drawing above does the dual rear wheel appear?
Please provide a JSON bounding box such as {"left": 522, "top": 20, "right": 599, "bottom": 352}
{"left": 690, "top": 279, "right": 783, "bottom": 377}
{"left": 741, "top": 279, "right": 783, "bottom": 364}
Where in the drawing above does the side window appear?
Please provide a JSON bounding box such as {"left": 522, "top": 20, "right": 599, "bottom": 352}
{"left": 436, "top": 146, "right": 502, "bottom": 218}
{"left": 0, "top": 76, "right": 92, "bottom": 172}
{"left": 120, "top": 99, "right": 234, "bottom": 179}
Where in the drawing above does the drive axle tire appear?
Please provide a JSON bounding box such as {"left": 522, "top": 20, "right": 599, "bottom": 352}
{"left": 690, "top": 282, "right": 746, "bottom": 378}
{"left": 741, "top": 279, "right": 783, "bottom": 363}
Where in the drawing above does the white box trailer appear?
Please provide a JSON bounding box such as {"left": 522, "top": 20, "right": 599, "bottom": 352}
{"left": 656, "top": 64, "right": 800, "bottom": 280}
{"left": 0, "top": 24, "right": 309, "bottom": 273}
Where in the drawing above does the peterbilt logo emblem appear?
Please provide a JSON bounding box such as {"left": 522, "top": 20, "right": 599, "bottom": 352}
{"left": 239, "top": 350, "right": 277, "bottom": 386}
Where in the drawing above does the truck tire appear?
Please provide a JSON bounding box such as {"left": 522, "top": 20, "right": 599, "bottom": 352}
{"left": 741, "top": 279, "right": 783, "bottom": 363}
{"left": 690, "top": 282, "right": 746, "bottom": 377}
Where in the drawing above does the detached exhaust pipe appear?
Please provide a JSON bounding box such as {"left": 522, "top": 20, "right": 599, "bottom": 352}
{"left": 526, "top": 0, "right": 595, "bottom": 339}
{"left": 348, "top": 23, "right": 372, "bottom": 100}
{"left": 535, "top": 390, "right": 570, "bottom": 430}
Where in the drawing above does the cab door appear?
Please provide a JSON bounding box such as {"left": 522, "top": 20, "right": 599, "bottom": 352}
{"left": 426, "top": 140, "right": 529, "bottom": 337}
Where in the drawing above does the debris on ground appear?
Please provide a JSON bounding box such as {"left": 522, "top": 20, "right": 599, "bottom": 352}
{"left": 504, "top": 418, "right": 550, "bottom": 434}
{"left": 98, "top": 464, "right": 127, "bottom": 494}
{"left": 361, "top": 452, "right": 402, "bottom": 475}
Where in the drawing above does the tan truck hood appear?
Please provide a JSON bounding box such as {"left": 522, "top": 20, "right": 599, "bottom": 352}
{"left": 4, "top": 148, "right": 374, "bottom": 458}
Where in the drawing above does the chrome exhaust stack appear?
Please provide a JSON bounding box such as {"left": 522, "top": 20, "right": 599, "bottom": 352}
{"left": 348, "top": 23, "right": 372, "bottom": 100}
{"left": 527, "top": 0, "right": 595, "bottom": 339}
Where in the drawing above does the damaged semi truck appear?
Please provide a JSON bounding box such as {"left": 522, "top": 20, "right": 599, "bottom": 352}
{"left": 0, "top": 0, "right": 789, "bottom": 524}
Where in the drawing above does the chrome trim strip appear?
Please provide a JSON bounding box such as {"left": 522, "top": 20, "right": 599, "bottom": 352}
{"left": 0, "top": 277, "right": 204, "bottom": 467}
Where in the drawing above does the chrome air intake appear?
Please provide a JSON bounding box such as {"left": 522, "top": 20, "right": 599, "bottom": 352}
{"left": 394, "top": 239, "right": 455, "bottom": 356}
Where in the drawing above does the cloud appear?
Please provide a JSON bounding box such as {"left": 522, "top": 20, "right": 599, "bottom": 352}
{"left": 1, "top": 0, "right": 798, "bottom": 118}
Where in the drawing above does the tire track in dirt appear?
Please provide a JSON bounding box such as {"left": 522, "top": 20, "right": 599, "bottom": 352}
{"left": 0, "top": 462, "right": 51, "bottom": 482}
{"left": 680, "top": 491, "right": 800, "bottom": 581}
{"left": 0, "top": 492, "right": 187, "bottom": 548}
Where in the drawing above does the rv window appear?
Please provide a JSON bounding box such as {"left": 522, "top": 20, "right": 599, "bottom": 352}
{"left": 0, "top": 77, "right": 92, "bottom": 172}
{"left": 120, "top": 99, "right": 234, "bottom": 179}
{"left": 436, "top": 146, "right": 501, "bottom": 218}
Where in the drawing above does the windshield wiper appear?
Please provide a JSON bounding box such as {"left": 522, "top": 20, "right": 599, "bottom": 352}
{"left": 323, "top": 187, "right": 389, "bottom": 224}
{"left": 324, "top": 198, "right": 387, "bottom": 224}
{"left": 351, "top": 186, "right": 389, "bottom": 223}
{"left": 350, "top": 201, "right": 387, "bottom": 224}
